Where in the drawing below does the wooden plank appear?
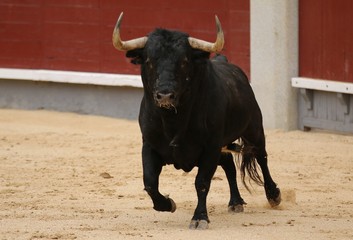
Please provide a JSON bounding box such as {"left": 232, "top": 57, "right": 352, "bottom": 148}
{"left": 292, "top": 77, "right": 353, "bottom": 94}
{"left": 299, "top": 90, "right": 353, "bottom": 133}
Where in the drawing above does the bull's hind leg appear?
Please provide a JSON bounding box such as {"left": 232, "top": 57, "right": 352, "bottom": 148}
{"left": 242, "top": 128, "right": 281, "bottom": 207}
{"left": 256, "top": 150, "right": 281, "bottom": 207}
{"left": 142, "top": 143, "right": 176, "bottom": 212}
{"left": 219, "top": 152, "right": 246, "bottom": 212}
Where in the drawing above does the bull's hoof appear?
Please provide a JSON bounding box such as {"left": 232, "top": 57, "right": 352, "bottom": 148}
{"left": 189, "top": 220, "right": 209, "bottom": 230}
{"left": 228, "top": 199, "right": 246, "bottom": 213}
{"left": 228, "top": 204, "right": 244, "bottom": 213}
{"left": 267, "top": 187, "right": 281, "bottom": 207}
{"left": 169, "top": 197, "right": 177, "bottom": 213}
{"left": 152, "top": 196, "right": 177, "bottom": 212}
{"left": 163, "top": 195, "right": 177, "bottom": 212}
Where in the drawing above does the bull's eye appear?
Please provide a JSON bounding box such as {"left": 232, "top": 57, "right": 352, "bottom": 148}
{"left": 181, "top": 57, "right": 189, "bottom": 69}
{"left": 145, "top": 58, "right": 153, "bottom": 69}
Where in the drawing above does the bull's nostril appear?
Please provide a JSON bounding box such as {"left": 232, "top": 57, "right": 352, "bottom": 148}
{"left": 156, "top": 92, "right": 175, "bottom": 101}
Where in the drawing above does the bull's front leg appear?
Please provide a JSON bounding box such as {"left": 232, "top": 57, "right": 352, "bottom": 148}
{"left": 142, "top": 143, "right": 176, "bottom": 212}
{"left": 189, "top": 153, "right": 218, "bottom": 230}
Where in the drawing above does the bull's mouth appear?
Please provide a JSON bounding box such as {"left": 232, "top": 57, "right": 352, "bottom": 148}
{"left": 157, "top": 101, "right": 178, "bottom": 113}
{"left": 158, "top": 101, "right": 174, "bottom": 109}
{"left": 154, "top": 96, "right": 178, "bottom": 113}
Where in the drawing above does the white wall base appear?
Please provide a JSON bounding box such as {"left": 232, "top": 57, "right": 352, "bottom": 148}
{"left": 0, "top": 68, "right": 143, "bottom": 88}
{"left": 0, "top": 69, "right": 143, "bottom": 120}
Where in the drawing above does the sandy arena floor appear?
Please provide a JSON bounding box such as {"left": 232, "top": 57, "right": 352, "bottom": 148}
{"left": 0, "top": 109, "right": 352, "bottom": 239}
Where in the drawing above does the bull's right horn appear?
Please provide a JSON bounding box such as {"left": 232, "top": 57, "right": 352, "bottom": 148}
{"left": 188, "top": 15, "right": 224, "bottom": 53}
{"left": 112, "top": 12, "right": 148, "bottom": 51}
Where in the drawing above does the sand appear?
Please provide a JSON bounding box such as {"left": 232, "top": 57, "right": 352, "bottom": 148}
{"left": 0, "top": 109, "right": 352, "bottom": 240}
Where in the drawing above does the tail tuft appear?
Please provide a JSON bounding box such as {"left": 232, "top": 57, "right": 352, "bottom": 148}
{"left": 240, "top": 144, "right": 264, "bottom": 192}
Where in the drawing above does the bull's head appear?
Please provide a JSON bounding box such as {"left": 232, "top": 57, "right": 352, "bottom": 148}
{"left": 112, "top": 12, "right": 224, "bottom": 111}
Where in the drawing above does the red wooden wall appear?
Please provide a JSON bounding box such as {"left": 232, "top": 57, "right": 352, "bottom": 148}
{"left": 299, "top": 0, "right": 353, "bottom": 83}
{"left": 0, "top": 0, "right": 249, "bottom": 77}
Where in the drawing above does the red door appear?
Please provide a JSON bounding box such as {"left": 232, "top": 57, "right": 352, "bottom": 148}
{"left": 299, "top": 0, "right": 353, "bottom": 83}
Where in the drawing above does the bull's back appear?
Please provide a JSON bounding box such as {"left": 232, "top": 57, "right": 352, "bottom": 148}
{"left": 210, "top": 61, "right": 262, "bottom": 144}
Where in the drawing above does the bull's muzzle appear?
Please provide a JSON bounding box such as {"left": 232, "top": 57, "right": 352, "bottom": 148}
{"left": 154, "top": 91, "right": 177, "bottom": 110}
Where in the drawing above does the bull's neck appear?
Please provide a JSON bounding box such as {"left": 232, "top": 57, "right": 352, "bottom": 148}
{"left": 159, "top": 102, "right": 193, "bottom": 148}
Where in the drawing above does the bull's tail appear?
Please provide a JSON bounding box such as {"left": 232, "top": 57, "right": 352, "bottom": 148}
{"left": 223, "top": 140, "right": 264, "bottom": 192}
{"left": 240, "top": 143, "right": 264, "bottom": 192}
{"left": 223, "top": 139, "right": 265, "bottom": 192}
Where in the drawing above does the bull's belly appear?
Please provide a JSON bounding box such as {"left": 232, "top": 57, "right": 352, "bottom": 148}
{"left": 158, "top": 144, "right": 202, "bottom": 172}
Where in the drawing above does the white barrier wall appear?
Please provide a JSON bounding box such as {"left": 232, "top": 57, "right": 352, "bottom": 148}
{"left": 250, "top": 0, "right": 298, "bottom": 130}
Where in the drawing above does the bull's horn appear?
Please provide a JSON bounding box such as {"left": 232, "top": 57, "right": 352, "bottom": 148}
{"left": 112, "top": 12, "right": 148, "bottom": 51}
{"left": 188, "top": 15, "right": 224, "bottom": 53}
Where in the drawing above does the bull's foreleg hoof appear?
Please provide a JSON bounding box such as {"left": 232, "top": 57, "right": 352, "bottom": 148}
{"left": 189, "top": 213, "right": 210, "bottom": 230}
{"left": 189, "top": 220, "right": 209, "bottom": 230}
{"left": 152, "top": 195, "right": 177, "bottom": 212}
{"left": 169, "top": 197, "right": 177, "bottom": 213}
{"left": 228, "top": 198, "right": 246, "bottom": 213}
{"left": 228, "top": 204, "right": 245, "bottom": 213}
{"left": 265, "top": 185, "right": 281, "bottom": 207}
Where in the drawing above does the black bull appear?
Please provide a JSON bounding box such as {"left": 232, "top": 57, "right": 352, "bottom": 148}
{"left": 113, "top": 13, "right": 281, "bottom": 229}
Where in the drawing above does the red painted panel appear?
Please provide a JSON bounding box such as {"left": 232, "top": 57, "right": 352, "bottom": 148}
{"left": 229, "top": 1, "right": 249, "bottom": 11}
{"left": 43, "top": 42, "right": 100, "bottom": 62}
{"left": 229, "top": 10, "right": 249, "bottom": 32}
{"left": 321, "top": 1, "right": 346, "bottom": 81}
{"left": 0, "top": 57, "right": 42, "bottom": 69}
{"left": 299, "top": 0, "right": 323, "bottom": 79}
{"left": 42, "top": 22, "right": 100, "bottom": 42}
{"left": 0, "top": 0, "right": 249, "bottom": 77}
{"left": 0, "top": 0, "right": 42, "bottom": 7}
{"left": 225, "top": 7, "right": 249, "bottom": 76}
{"left": 299, "top": 0, "right": 353, "bottom": 83}
{"left": 43, "top": 6, "right": 100, "bottom": 24}
{"left": 229, "top": 32, "right": 249, "bottom": 51}
{"left": 42, "top": 58, "right": 100, "bottom": 72}
{"left": 0, "top": 4, "right": 42, "bottom": 24}
{"left": 0, "top": 22, "right": 42, "bottom": 41}
{"left": 0, "top": 41, "right": 42, "bottom": 59}
{"left": 43, "top": 0, "right": 99, "bottom": 8}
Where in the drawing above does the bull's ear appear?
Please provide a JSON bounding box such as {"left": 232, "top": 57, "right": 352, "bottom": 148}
{"left": 126, "top": 49, "right": 144, "bottom": 65}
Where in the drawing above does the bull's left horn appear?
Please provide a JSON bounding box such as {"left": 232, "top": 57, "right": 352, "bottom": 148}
{"left": 112, "top": 12, "right": 148, "bottom": 51}
{"left": 188, "top": 15, "right": 224, "bottom": 53}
